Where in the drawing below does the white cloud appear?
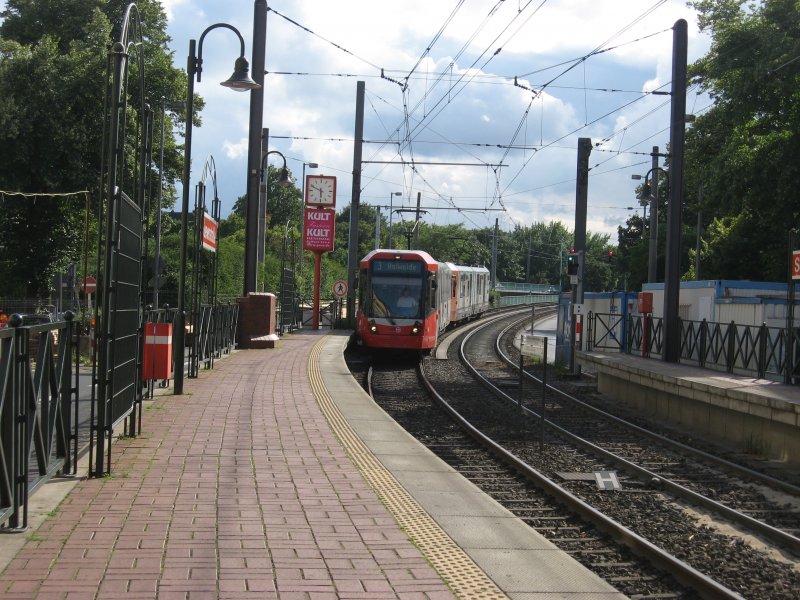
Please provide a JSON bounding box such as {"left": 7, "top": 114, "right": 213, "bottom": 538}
{"left": 159, "top": 0, "right": 188, "bottom": 21}
{"left": 223, "top": 138, "right": 249, "bottom": 160}
{"left": 166, "top": 0, "right": 711, "bottom": 238}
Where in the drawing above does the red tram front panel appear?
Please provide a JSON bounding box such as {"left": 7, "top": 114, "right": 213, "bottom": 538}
{"left": 357, "top": 249, "right": 440, "bottom": 351}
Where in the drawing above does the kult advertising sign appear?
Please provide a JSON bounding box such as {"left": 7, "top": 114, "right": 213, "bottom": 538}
{"left": 201, "top": 212, "right": 218, "bottom": 252}
{"left": 303, "top": 208, "right": 335, "bottom": 252}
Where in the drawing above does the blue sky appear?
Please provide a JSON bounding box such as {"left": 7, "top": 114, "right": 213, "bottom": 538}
{"left": 161, "top": 0, "right": 711, "bottom": 238}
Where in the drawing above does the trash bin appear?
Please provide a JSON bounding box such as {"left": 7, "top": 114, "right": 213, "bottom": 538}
{"left": 142, "top": 322, "right": 173, "bottom": 380}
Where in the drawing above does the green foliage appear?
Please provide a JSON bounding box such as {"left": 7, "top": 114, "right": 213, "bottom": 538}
{"left": 0, "top": 0, "right": 188, "bottom": 300}
{"left": 684, "top": 0, "right": 800, "bottom": 281}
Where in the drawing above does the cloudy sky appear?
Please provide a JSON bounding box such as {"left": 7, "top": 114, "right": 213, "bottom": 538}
{"left": 162, "top": 0, "right": 711, "bottom": 239}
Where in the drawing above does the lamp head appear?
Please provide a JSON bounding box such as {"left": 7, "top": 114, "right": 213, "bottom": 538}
{"left": 277, "top": 168, "right": 293, "bottom": 187}
{"left": 220, "top": 56, "right": 260, "bottom": 91}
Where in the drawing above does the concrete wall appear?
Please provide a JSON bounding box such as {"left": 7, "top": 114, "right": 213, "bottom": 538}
{"left": 579, "top": 351, "right": 800, "bottom": 465}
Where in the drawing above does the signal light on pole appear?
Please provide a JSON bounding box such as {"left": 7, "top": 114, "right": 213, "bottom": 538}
{"left": 607, "top": 251, "right": 615, "bottom": 263}
{"left": 567, "top": 249, "right": 578, "bottom": 275}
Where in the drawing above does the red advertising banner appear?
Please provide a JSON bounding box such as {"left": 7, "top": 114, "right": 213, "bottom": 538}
{"left": 303, "top": 208, "right": 336, "bottom": 252}
{"left": 201, "top": 212, "right": 218, "bottom": 252}
{"left": 792, "top": 249, "right": 800, "bottom": 280}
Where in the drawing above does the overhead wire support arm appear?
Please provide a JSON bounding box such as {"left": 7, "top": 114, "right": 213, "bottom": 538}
{"left": 381, "top": 68, "right": 406, "bottom": 90}
{"left": 362, "top": 160, "right": 507, "bottom": 167}
{"left": 366, "top": 204, "right": 505, "bottom": 212}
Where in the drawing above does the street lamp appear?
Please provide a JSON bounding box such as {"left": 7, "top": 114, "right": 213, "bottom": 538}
{"left": 261, "top": 150, "right": 293, "bottom": 187}
{"left": 387, "top": 191, "right": 402, "bottom": 248}
{"left": 299, "top": 162, "right": 318, "bottom": 273}
{"left": 258, "top": 150, "right": 292, "bottom": 290}
{"left": 175, "top": 23, "right": 260, "bottom": 395}
{"left": 632, "top": 166, "right": 668, "bottom": 283}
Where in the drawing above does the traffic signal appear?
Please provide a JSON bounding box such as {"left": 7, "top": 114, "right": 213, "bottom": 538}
{"left": 567, "top": 250, "right": 578, "bottom": 275}
{"left": 606, "top": 251, "right": 615, "bottom": 263}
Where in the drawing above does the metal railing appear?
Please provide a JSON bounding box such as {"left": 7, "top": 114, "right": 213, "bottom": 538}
{"left": 495, "top": 282, "right": 560, "bottom": 294}
{"left": 1, "top": 314, "right": 77, "bottom": 530}
{"left": 189, "top": 302, "right": 239, "bottom": 376}
{"left": 586, "top": 312, "right": 800, "bottom": 383}
{"left": 298, "top": 297, "right": 342, "bottom": 329}
{"left": 499, "top": 293, "right": 560, "bottom": 307}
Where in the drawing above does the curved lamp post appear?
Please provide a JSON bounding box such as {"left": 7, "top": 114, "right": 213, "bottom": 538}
{"left": 261, "top": 150, "right": 293, "bottom": 188}
{"left": 633, "top": 166, "right": 669, "bottom": 284}
{"left": 387, "top": 191, "right": 402, "bottom": 248}
{"left": 256, "top": 149, "right": 292, "bottom": 290}
{"left": 299, "top": 162, "right": 318, "bottom": 273}
{"left": 175, "top": 23, "right": 260, "bottom": 395}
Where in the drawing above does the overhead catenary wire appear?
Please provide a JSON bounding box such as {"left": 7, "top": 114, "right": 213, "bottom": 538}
{"left": 266, "top": 1, "right": 706, "bottom": 232}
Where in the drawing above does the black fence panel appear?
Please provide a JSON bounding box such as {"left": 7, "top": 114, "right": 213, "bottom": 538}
{"left": 590, "top": 312, "right": 799, "bottom": 384}
{"left": 188, "top": 303, "right": 239, "bottom": 377}
{"left": 0, "top": 315, "right": 77, "bottom": 530}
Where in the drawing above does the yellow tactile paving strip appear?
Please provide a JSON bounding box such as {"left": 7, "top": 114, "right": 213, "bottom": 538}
{"left": 308, "top": 337, "right": 509, "bottom": 600}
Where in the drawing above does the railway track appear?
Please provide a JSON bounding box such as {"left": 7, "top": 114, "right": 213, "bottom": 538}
{"left": 348, "top": 307, "right": 800, "bottom": 599}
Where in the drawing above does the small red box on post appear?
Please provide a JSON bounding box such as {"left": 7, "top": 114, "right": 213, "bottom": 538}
{"left": 637, "top": 292, "right": 653, "bottom": 314}
{"left": 143, "top": 322, "right": 173, "bottom": 380}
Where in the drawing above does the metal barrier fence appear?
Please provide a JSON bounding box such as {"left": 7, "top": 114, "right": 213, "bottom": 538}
{"left": 298, "top": 297, "right": 341, "bottom": 330}
{"left": 499, "top": 293, "right": 560, "bottom": 307}
{"left": 587, "top": 312, "right": 800, "bottom": 383}
{"left": 0, "top": 314, "right": 77, "bottom": 530}
{"left": 1, "top": 300, "right": 242, "bottom": 530}
{"left": 189, "top": 303, "right": 239, "bottom": 376}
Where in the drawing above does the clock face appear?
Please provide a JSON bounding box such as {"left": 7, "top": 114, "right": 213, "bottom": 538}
{"left": 305, "top": 175, "right": 337, "bottom": 207}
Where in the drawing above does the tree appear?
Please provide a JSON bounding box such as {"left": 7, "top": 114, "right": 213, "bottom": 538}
{"left": 264, "top": 165, "right": 303, "bottom": 230}
{"left": 685, "top": 0, "right": 800, "bottom": 281}
{"left": 0, "top": 0, "right": 188, "bottom": 298}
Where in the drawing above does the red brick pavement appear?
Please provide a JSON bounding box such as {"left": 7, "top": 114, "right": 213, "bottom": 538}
{"left": 0, "top": 332, "right": 455, "bottom": 599}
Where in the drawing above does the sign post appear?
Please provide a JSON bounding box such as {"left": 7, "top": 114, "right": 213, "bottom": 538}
{"left": 81, "top": 276, "right": 97, "bottom": 294}
{"left": 333, "top": 280, "right": 348, "bottom": 298}
{"left": 303, "top": 208, "right": 336, "bottom": 329}
{"left": 787, "top": 236, "right": 799, "bottom": 384}
{"left": 201, "top": 212, "right": 218, "bottom": 252}
{"left": 303, "top": 175, "right": 337, "bottom": 330}
{"left": 81, "top": 276, "right": 97, "bottom": 318}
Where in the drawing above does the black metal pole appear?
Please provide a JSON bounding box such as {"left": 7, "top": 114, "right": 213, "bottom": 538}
{"left": 540, "top": 339, "right": 547, "bottom": 451}
{"left": 175, "top": 40, "right": 196, "bottom": 395}
{"left": 346, "top": 81, "right": 365, "bottom": 326}
{"left": 570, "top": 137, "right": 591, "bottom": 374}
{"left": 244, "top": 0, "right": 268, "bottom": 295}
{"left": 663, "top": 19, "right": 687, "bottom": 363}
{"left": 787, "top": 229, "right": 797, "bottom": 384}
{"left": 154, "top": 100, "right": 166, "bottom": 308}
{"left": 648, "top": 146, "right": 659, "bottom": 283}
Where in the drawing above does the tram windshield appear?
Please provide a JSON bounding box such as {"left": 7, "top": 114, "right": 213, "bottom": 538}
{"left": 368, "top": 260, "right": 424, "bottom": 319}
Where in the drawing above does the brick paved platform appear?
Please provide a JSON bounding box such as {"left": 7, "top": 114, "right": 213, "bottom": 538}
{"left": 0, "top": 329, "right": 624, "bottom": 600}
{"left": 0, "top": 330, "right": 455, "bottom": 599}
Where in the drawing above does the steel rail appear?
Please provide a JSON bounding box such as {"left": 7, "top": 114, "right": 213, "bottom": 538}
{"left": 500, "top": 317, "right": 800, "bottom": 495}
{"left": 417, "top": 317, "right": 743, "bottom": 599}
{"left": 490, "top": 321, "right": 800, "bottom": 555}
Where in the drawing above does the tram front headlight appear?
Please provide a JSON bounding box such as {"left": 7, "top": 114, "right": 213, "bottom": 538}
{"left": 369, "top": 320, "right": 378, "bottom": 333}
{"left": 411, "top": 321, "right": 422, "bottom": 334}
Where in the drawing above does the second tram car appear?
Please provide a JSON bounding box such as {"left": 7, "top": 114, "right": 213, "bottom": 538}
{"left": 356, "top": 249, "right": 489, "bottom": 351}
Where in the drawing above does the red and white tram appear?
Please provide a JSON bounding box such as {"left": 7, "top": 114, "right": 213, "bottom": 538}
{"left": 356, "top": 249, "right": 490, "bottom": 351}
